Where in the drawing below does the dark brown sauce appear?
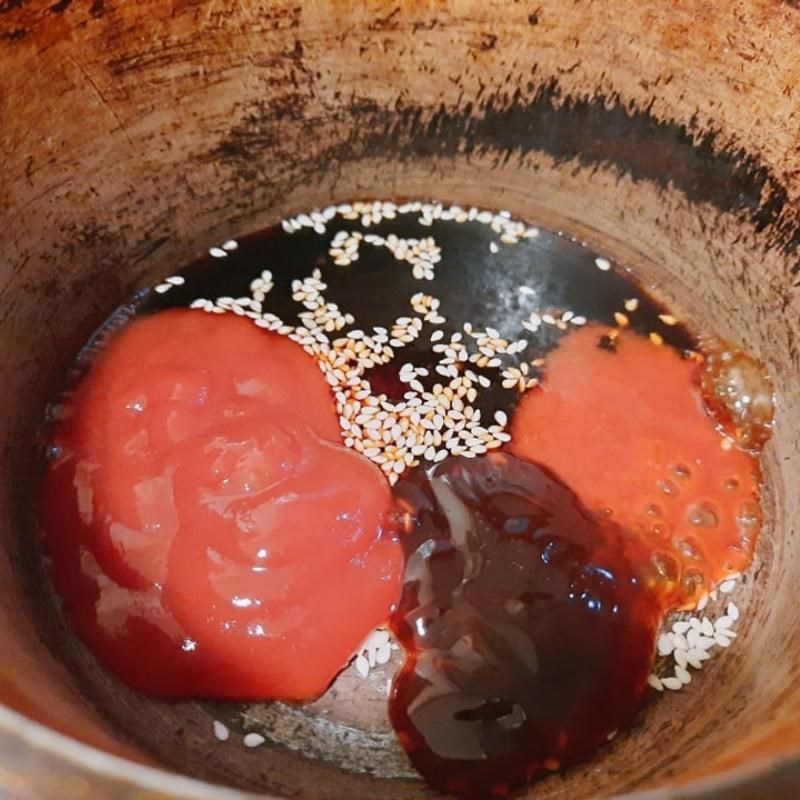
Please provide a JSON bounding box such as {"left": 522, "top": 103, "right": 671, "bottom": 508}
{"left": 390, "top": 454, "right": 662, "bottom": 798}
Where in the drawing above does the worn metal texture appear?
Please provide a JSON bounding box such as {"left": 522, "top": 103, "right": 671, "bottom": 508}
{"left": 1, "top": 1, "right": 799, "bottom": 798}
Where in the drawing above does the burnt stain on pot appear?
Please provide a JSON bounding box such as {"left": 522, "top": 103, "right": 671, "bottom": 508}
{"left": 366, "top": 84, "right": 796, "bottom": 265}
{"left": 0, "top": 0, "right": 23, "bottom": 14}
{"left": 209, "top": 76, "right": 800, "bottom": 275}
{"left": 368, "top": 5, "right": 401, "bottom": 31}
{"left": 0, "top": 25, "right": 26, "bottom": 39}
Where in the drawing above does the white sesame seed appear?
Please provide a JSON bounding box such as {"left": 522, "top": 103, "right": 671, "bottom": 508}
{"left": 671, "top": 632, "right": 689, "bottom": 651}
{"left": 719, "top": 579, "right": 737, "bottom": 594}
{"left": 221, "top": 239, "right": 238, "bottom": 251}
{"left": 213, "top": 721, "right": 230, "bottom": 741}
{"left": 595, "top": 257, "right": 611, "bottom": 271}
{"left": 375, "top": 643, "right": 392, "bottom": 665}
{"left": 354, "top": 652, "right": 370, "bottom": 677}
{"left": 675, "top": 666, "right": 692, "bottom": 685}
{"left": 662, "top": 677, "right": 683, "bottom": 691}
{"left": 243, "top": 733, "right": 266, "bottom": 748}
{"left": 673, "top": 620, "right": 691, "bottom": 635}
{"left": 687, "top": 647, "right": 710, "bottom": 663}
{"left": 209, "top": 247, "right": 228, "bottom": 258}
{"left": 690, "top": 642, "right": 712, "bottom": 660}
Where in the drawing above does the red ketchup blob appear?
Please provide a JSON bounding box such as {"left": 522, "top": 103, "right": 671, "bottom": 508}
{"left": 41, "top": 309, "right": 403, "bottom": 700}
{"left": 390, "top": 454, "right": 662, "bottom": 799}
{"left": 510, "top": 326, "right": 764, "bottom": 609}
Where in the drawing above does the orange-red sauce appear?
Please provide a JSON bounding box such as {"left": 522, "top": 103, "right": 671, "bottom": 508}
{"left": 41, "top": 309, "right": 403, "bottom": 700}
{"left": 510, "top": 325, "right": 763, "bottom": 609}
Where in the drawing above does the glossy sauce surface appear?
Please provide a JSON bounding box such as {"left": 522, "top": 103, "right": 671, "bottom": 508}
{"left": 699, "top": 334, "right": 775, "bottom": 452}
{"left": 510, "top": 326, "right": 764, "bottom": 609}
{"left": 41, "top": 309, "right": 403, "bottom": 699}
{"left": 390, "top": 454, "right": 662, "bottom": 798}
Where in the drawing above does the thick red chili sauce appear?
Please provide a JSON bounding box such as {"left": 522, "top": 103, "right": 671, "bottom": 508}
{"left": 41, "top": 309, "right": 403, "bottom": 700}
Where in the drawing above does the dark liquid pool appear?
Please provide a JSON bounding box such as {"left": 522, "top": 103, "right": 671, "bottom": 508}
{"left": 391, "top": 454, "right": 662, "bottom": 798}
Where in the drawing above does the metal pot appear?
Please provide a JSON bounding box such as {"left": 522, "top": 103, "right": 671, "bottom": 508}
{"left": 1, "top": 1, "right": 799, "bottom": 798}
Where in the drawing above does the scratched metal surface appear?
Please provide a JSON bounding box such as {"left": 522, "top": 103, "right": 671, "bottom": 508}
{"left": 1, "top": 2, "right": 799, "bottom": 799}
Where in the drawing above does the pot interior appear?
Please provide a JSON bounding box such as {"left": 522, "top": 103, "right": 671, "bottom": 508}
{"left": 1, "top": 2, "right": 800, "bottom": 799}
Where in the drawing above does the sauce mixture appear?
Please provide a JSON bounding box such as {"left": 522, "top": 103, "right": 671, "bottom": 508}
{"left": 388, "top": 326, "right": 772, "bottom": 796}
{"left": 38, "top": 202, "right": 774, "bottom": 797}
